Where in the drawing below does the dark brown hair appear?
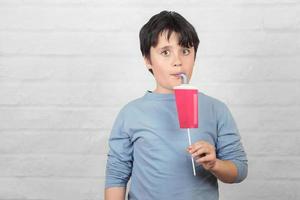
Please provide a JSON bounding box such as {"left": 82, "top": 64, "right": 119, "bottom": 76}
{"left": 139, "top": 10, "right": 200, "bottom": 75}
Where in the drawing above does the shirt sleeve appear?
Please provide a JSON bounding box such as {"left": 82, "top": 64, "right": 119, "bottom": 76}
{"left": 216, "top": 102, "right": 248, "bottom": 183}
{"left": 105, "top": 108, "right": 133, "bottom": 189}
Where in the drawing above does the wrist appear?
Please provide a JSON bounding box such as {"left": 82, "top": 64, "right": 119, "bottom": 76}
{"left": 209, "top": 158, "right": 221, "bottom": 173}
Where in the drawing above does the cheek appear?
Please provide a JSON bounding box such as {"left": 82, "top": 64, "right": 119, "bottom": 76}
{"left": 155, "top": 57, "right": 171, "bottom": 67}
{"left": 183, "top": 58, "right": 195, "bottom": 77}
{"left": 151, "top": 57, "right": 171, "bottom": 74}
{"left": 156, "top": 67, "right": 171, "bottom": 80}
{"left": 183, "top": 55, "right": 195, "bottom": 65}
{"left": 182, "top": 57, "right": 194, "bottom": 68}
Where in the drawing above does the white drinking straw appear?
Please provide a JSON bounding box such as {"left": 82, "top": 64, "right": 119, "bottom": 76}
{"left": 188, "top": 128, "right": 196, "bottom": 176}
{"left": 179, "top": 73, "right": 197, "bottom": 176}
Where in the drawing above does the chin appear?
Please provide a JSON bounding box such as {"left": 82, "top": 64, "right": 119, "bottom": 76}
{"left": 169, "top": 82, "right": 181, "bottom": 90}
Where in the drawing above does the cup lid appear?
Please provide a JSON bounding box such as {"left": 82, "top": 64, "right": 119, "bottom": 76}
{"left": 173, "top": 84, "right": 198, "bottom": 90}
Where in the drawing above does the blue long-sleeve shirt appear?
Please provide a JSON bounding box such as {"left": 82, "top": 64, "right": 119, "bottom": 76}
{"left": 105, "top": 90, "right": 248, "bottom": 200}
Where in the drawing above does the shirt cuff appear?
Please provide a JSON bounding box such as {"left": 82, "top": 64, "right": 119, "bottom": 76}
{"left": 231, "top": 159, "right": 248, "bottom": 183}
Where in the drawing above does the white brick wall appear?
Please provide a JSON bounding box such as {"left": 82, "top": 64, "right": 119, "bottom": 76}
{"left": 0, "top": 0, "right": 299, "bottom": 199}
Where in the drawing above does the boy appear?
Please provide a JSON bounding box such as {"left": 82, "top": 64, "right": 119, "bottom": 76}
{"left": 105, "top": 10, "right": 248, "bottom": 200}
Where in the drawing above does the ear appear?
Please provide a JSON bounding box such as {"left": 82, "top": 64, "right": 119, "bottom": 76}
{"left": 143, "top": 56, "right": 152, "bottom": 70}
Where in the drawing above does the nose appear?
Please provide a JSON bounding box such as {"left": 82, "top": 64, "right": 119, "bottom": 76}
{"left": 173, "top": 52, "right": 182, "bottom": 67}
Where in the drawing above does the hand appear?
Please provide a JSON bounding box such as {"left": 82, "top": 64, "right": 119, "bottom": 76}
{"left": 186, "top": 140, "right": 217, "bottom": 171}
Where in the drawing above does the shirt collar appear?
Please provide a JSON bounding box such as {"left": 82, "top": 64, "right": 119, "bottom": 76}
{"left": 143, "top": 90, "right": 176, "bottom": 101}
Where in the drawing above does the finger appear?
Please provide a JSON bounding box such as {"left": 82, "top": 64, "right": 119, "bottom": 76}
{"left": 191, "top": 147, "right": 211, "bottom": 158}
{"left": 187, "top": 146, "right": 199, "bottom": 154}
{"left": 191, "top": 147, "right": 205, "bottom": 157}
{"left": 187, "top": 141, "right": 206, "bottom": 153}
{"left": 188, "top": 140, "right": 206, "bottom": 149}
{"left": 196, "top": 154, "right": 214, "bottom": 163}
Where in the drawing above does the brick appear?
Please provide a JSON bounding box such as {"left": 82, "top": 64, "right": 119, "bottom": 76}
{"left": 0, "top": 31, "right": 140, "bottom": 56}
{"left": 219, "top": 180, "right": 300, "bottom": 200}
{"left": 0, "top": 154, "right": 299, "bottom": 180}
{"left": 0, "top": 105, "right": 298, "bottom": 135}
{"left": 263, "top": 6, "right": 300, "bottom": 30}
{"left": 197, "top": 82, "right": 300, "bottom": 105}
{"left": 1, "top": 31, "right": 299, "bottom": 56}
{"left": 230, "top": 106, "right": 300, "bottom": 132}
{"left": 242, "top": 131, "right": 300, "bottom": 156}
{"left": 0, "top": 131, "right": 109, "bottom": 155}
{"left": 0, "top": 56, "right": 147, "bottom": 82}
{"left": 0, "top": 81, "right": 298, "bottom": 106}
{"left": 0, "top": 106, "right": 121, "bottom": 129}
{"left": 0, "top": 6, "right": 263, "bottom": 31}
{"left": 0, "top": 0, "right": 298, "bottom": 6}
{"left": 0, "top": 98, "right": 298, "bottom": 131}
{"left": 1, "top": 57, "right": 299, "bottom": 82}
{"left": 0, "top": 1, "right": 299, "bottom": 199}
{"left": 0, "top": 155, "right": 107, "bottom": 177}
{"left": 248, "top": 156, "right": 300, "bottom": 180}
{"left": 0, "top": 177, "right": 104, "bottom": 200}
{"left": 0, "top": 82, "right": 148, "bottom": 106}
{"left": 196, "top": 57, "right": 300, "bottom": 82}
{"left": 197, "top": 31, "right": 300, "bottom": 57}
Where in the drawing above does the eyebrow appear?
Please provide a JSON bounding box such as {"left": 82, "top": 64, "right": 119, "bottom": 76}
{"left": 158, "top": 45, "right": 191, "bottom": 51}
{"left": 158, "top": 45, "right": 173, "bottom": 50}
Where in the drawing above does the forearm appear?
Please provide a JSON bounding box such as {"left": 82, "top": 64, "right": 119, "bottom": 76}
{"left": 209, "top": 159, "right": 238, "bottom": 183}
{"left": 105, "top": 187, "right": 126, "bottom": 200}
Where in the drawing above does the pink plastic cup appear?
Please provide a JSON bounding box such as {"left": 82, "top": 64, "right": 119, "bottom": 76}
{"left": 173, "top": 84, "right": 198, "bottom": 128}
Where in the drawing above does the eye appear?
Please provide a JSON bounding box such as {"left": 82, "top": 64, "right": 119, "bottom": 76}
{"left": 183, "top": 49, "right": 191, "bottom": 55}
{"left": 161, "top": 50, "right": 170, "bottom": 56}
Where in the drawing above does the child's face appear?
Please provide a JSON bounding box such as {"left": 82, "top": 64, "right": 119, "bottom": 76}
{"left": 144, "top": 30, "right": 195, "bottom": 94}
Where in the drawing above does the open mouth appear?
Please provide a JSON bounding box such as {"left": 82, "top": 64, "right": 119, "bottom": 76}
{"left": 171, "top": 73, "right": 183, "bottom": 78}
{"left": 171, "top": 74, "right": 181, "bottom": 79}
